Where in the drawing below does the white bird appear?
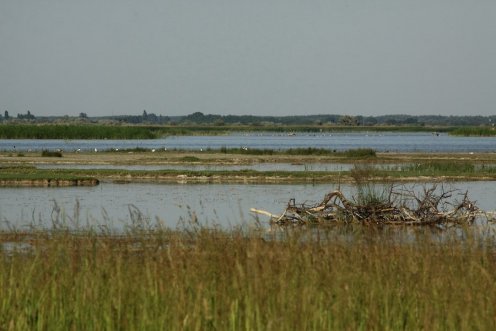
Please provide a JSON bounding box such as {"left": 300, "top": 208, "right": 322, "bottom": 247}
{"left": 94, "top": 148, "right": 98, "bottom": 152}
{"left": 151, "top": 149, "right": 156, "bottom": 153}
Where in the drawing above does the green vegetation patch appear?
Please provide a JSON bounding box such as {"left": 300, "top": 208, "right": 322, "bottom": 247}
{"left": 341, "top": 148, "right": 377, "bottom": 158}
{"left": 377, "top": 161, "right": 496, "bottom": 178}
{"left": 449, "top": 127, "right": 496, "bottom": 136}
{"left": 41, "top": 150, "right": 63, "bottom": 157}
{"left": 405, "top": 161, "right": 475, "bottom": 173}
{"left": 180, "top": 156, "right": 201, "bottom": 162}
{"left": 0, "top": 168, "right": 95, "bottom": 181}
{"left": 0, "top": 124, "right": 161, "bottom": 139}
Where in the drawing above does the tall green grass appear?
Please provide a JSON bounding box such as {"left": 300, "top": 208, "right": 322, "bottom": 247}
{"left": 449, "top": 127, "right": 496, "bottom": 136}
{"left": 379, "top": 161, "right": 496, "bottom": 178}
{"left": 403, "top": 162, "right": 476, "bottom": 175}
{"left": 0, "top": 124, "right": 246, "bottom": 139}
{"left": 0, "top": 124, "right": 161, "bottom": 139}
{"left": 1, "top": 226, "right": 495, "bottom": 330}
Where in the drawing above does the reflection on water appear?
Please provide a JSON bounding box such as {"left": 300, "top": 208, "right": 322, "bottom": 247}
{"left": 0, "top": 182, "right": 494, "bottom": 231}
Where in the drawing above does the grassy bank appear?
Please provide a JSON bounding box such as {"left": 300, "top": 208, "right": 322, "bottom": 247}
{"left": 1, "top": 226, "right": 495, "bottom": 330}
{"left": 0, "top": 168, "right": 337, "bottom": 184}
{"left": 0, "top": 167, "right": 100, "bottom": 186}
{"left": 2, "top": 162, "right": 496, "bottom": 185}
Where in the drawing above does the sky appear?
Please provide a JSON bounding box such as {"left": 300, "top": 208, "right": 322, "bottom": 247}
{"left": 1, "top": 0, "right": 495, "bottom": 118}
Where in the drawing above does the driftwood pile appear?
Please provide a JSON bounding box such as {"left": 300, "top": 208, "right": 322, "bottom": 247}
{"left": 251, "top": 185, "right": 483, "bottom": 226}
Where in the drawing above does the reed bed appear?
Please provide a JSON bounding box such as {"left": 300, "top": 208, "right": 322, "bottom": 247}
{"left": 1, "top": 224, "right": 496, "bottom": 330}
{"left": 450, "top": 127, "right": 496, "bottom": 137}
{"left": 0, "top": 124, "right": 161, "bottom": 139}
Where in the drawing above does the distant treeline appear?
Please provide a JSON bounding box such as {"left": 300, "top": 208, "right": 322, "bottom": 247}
{"left": 2, "top": 110, "right": 495, "bottom": 127}
{"left": 105, "top": 112, "right": 496, "bottom": 127}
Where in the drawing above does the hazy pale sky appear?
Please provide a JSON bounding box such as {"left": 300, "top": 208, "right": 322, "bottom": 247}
{"left": 1, "top": 0, "right": 495, "bottom": 117}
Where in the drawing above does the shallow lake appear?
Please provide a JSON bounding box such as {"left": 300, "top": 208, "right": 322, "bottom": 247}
{"left": 1, "top": 182, "right": 494, "bottom": 230}
{"left": 2, "top": 132, "right": 495, "bottom": 153}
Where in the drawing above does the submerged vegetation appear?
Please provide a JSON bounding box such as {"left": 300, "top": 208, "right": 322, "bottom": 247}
{"left": 1, "top": 225, "right": 496, "bottom": 330}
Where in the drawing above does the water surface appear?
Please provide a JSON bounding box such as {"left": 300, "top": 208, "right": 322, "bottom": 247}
{"left": 1, "top": 182, "right": 494, "bottom": 230}
{"left": 2, "top": 132, "right": 495, "bottom": 153}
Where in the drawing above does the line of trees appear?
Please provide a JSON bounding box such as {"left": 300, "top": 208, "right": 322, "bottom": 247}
{"left": 168, "top": 112, "right": 495, "bottom": 127}
{"left": 1, "top": 110, "right": 495, "bottom": 127}
{"left": 1, "top": 110, "right": 36, "bottom": 121}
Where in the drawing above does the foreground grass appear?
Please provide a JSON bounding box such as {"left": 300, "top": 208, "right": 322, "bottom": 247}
{"left": 1, "top": 226, "right": 496, "bottom": 330}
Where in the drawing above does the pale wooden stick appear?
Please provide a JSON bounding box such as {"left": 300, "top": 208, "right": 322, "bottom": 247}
{"left": 250, "top": 208, "right": 281, "bottom": 219}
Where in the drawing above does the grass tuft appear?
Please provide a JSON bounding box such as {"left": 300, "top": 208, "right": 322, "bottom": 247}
{"left": 41, "top": 150, "right": 63, "bottom": 157}
{"left": 180, "top": 156, "right": 201, "bottom": 162}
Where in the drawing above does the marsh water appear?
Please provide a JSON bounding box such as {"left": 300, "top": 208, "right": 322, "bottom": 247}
{"left": 2, "top": 132, "right": 495, "bottom": 152}
{"left": 1, "top": 182, "right": 494, "bottom": 230}
{"left": 1, "top": 132, "right": 495, "bottom": 232}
